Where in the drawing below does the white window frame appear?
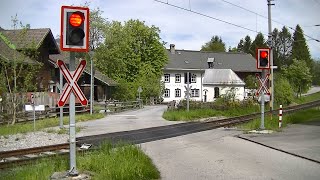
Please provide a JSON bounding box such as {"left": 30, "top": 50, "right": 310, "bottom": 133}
{"left": 164, "top": 74, "right": 170, "bottom": 83}
{"left": 191, "top": 74, "right": 196, "bottom": 83}
{"left": 175, "top": 88, "right": 181, "bottom": 97}
{"left": 175, "top": 74, "right": 181, "bottom": 83}
{"left": 164, "top": 89, "right": 170, "bottom": 97}
{"left": 191, "top": 89, "right": 199, "bottom": 97}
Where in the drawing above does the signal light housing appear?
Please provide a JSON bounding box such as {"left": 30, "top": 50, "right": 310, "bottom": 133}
{"left": 61, "top": 6, "right": 89, "bottom": 52}
{"left": 256, "top": 48, "right": 270, "bottom": 69}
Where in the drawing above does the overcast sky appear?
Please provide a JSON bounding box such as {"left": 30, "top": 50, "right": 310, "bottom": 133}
{"left": 1, "top": 0, "right": 319, "bottom": 59}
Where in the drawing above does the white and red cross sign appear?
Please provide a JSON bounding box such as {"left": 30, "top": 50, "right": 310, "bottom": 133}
{"left": 57, "top": 59, "right": 88, "bottom": 107}
{"left": 256, "top": 73, "right": 270, "bottom": 96}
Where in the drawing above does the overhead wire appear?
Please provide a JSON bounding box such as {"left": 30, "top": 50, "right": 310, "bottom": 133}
{"left": 219, "top": 0, "right": 320, "bottom": 42}
{"left": 154, "top": 0, "right": 268, "bottom": 36}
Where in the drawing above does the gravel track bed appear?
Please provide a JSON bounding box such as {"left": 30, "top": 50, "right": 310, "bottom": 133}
{"left": 0, "top": 131, "right": 68, "bottom": 152}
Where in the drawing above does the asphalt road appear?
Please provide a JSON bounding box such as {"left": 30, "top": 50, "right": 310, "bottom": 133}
{"left": 75, "top": 105, "right": 320, "bottom": 180}
{"left": 141, "top": 128, "right": 320, "bottom": 180}
{"left": 76, "top": 105, "right": 181, "bottom": 137}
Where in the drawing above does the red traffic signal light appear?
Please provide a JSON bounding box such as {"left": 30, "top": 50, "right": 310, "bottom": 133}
{"left": 69, "top": 12, "right": 84, "bottom": 27}
{"left": 256, "top": 48, "right": 270, "bottom": 69}
{"left": 61, "top": 6, "right": 89, "bottom": 52}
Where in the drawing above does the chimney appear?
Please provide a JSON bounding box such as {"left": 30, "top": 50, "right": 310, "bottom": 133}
{"left": 170, "top": 44, "right": 175, "bottom": 54}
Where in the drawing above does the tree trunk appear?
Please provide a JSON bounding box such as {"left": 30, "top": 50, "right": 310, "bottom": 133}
{"left": 11, "top": 94, "right": 16, "bottom": 125}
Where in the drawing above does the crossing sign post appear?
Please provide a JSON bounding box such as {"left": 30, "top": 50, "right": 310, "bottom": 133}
{"left": 56, "top": 58, "right": 88, "bottom": 176}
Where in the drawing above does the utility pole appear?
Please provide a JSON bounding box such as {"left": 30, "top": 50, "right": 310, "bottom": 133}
{"left": 90, "top": 53, "right": 94, "bottom": 115}
{"left": 59, "top": 71, "right": 63, "bottom": 128}
{"left": 187, "top": 72, "right": 190, "bottom": 112}
{"left": 268, "top": 0, "right": 275, "bottom": 112}
{"left": 69, "top": 52, "right": 78, "bottom": 176}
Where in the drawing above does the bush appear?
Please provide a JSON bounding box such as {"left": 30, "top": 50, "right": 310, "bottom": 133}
{"left": 274, "top": 75, "right": 294, "bottom": 105}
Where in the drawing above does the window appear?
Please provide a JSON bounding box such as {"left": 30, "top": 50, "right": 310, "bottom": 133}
{"left": 191, "top": 89, "right": 199, "bottom": 97}
{"left": 191, "top": 74, "right": 196, "bottom": 83}
{"left": 175, "top": 88, "right": 181, "bottom": 97}
{"left": 164, "top": 74, "right": 170, "bottom": 83}
{"left": 214, "top": 87, "right": 220, "bottom": 98}
{"left": 164, "top": 89, "right": 170, "bottom": 97}
{"left": 175, "top": 74, "right": 181, "bottom": 83}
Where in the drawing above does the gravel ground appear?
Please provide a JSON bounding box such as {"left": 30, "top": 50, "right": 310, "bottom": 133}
{"left": 0, "top": 131, "right": 68, "bottom": 152}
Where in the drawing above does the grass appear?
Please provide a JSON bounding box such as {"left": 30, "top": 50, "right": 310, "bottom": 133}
{"left": 0, "top": 113, "right": 104, "bottom": 136}
{"left": 0, "top": 142, "right": 160, "bottom": 180}
{"left": 293, "top": 91, "right": 320, "bottom": 104}
{"left": 239, "top": 108, "right": 320, "bottom": 131}
{"left": 163, "top": 105, "right": 260, "bottom": 121}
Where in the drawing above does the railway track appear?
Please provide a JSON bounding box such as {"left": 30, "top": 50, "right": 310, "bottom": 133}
{"left": 1, "top": 100, "right": 320, "bottom": 169}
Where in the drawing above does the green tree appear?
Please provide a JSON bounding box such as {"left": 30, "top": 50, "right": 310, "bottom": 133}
{"left": 237, "top": 39, "right": 244, "bottom": 52}
{"left": 274, "top": 74, "right": 294, "bottom": 106}
{"left": 243, "top": 35, "right": 252, "bottom": 54}
{"left": 283, "top": 59, "right": 312, "bottom": 97}
{"left": 292, "top": 24, "right": 312, "bottom": 68}
{"left": 244, "top": 75, "right": 258, "bottom": 89}
{"left": 272, "top": 28, "right": 280, "bottom": 68}
{"left": 250, "top": 32, "right": 267, "bottom": 57}
{"left": 201, "top": 35, "right": 226, "bottom": 52}
{"left": 278, "top": 26, "right": 292, "bottom": 68}
{"left": 95, "top": 19, "right": 168, "bottom": 100}
{"left": 228, "top": 46, "right": 238, "bottom": 52}
{"left": 0, "top": 15, "right": 41, "bottom": 124}
{"left": 311, "top": 59, "right": 320, "bottom": 85}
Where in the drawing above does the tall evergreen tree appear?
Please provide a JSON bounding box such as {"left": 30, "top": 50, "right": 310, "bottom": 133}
{"left": 250, "top": 32, "right": 267, "bottom": 57}
{"left": 201, "top": 35, "right": 226, "bottom": 52}
{"left": 243, "top": 35, "right": 252, "bottom": 54}
{"left": 272, "top": 28, "right": 281, "bottom": 68}
{"left": 237, "top": 39, "right": 244, "bottom": 52}
{"left": 292, "top": 24, "right": 311, "bottom": 68}
{"left": 279, "top": 26, "right": 293, "bottom": 67}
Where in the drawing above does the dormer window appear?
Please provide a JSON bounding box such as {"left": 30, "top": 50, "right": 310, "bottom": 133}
{"left": 207, "top": 57, "right": 214, "bottom": 68}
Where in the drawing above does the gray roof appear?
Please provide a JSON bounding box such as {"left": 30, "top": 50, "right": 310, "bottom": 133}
{"left": 0, "top": 28, "right": 60, "bottom": 54}
{"left": 0, "top": 32, "right": 38, "bottom": 64}
{"left": 203, "top": 69, "right": 245, "bottom": 86}
{"left": 166, "top": 50, "right": 260, "bottom": 72}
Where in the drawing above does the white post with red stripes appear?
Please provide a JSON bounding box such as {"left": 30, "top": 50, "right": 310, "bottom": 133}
{"left": 279, "top": 105, "right": 283, "bottom": 128}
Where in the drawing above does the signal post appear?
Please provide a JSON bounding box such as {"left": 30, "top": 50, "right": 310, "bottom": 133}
{"left": 256, "top": 48, "right": 271, "bottom": 129}
{"left": 60, "top": 6, "right": 89, "bottom": 176}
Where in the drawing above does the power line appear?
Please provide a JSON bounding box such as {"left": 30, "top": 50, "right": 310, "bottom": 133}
{"left": 154, "top": 0, "right": 268, "bottom": 36}
{"left": 219, "top": 0, "right": 320, "bottom": 43}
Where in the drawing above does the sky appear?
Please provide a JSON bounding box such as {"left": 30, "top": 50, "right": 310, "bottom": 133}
{"left": 1, "top": 0, "right": 319, "bottom": 59}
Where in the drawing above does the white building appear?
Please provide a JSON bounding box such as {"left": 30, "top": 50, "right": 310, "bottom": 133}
{"left": 161, "top": 44, "right": 260, "bottom": 103}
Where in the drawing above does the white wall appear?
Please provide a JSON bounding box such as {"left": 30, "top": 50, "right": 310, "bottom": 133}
{"left": 162, "top": 71, "right": 203, "bottom": 103}
{"left": 204, "top": 85, "right": 245, "bottom": 102}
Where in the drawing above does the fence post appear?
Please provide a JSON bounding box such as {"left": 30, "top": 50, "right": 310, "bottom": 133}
{"left": 279, "top": 104, "right": 282, "bottom": 128}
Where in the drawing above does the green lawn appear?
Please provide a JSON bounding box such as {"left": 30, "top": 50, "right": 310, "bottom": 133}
{"left": 293, "top": 91, "right": 320, "bottom": 104}
{"left": 239, "top": 108, "right": 320, "bottom": 131}
{"left": 0, "top": 113, "right": 104, "bottom": 136}
{"left": 0, "top": 142, "right": 160, "bottom": 180}
{"left": 163, "top": 105, "right": 259, "bottom": 121}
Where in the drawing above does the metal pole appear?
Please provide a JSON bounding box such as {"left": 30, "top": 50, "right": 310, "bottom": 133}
{"left": 68, "top": 52, "right": 78, "bottom": 176}
{"left": 33, "top": 104, "right": 35, "bottom": 131}
{"left": 187, "top": 72, "right": 190, "bottom": 112}
{"left": 268, "top": 0, "right": 275, "bottom": 111}
{"left": 90, "top": 55, "right": 94, "bottom": 115}
{"left": 260, "top": 70, "right": 265, "bottom": 130}
{"left": 59, "top": 70, "right": 63, "bottom": 129}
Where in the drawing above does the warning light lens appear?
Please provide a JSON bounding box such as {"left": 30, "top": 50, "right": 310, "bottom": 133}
{"left": 69, "top": 12, "right": 84, "bottom": 27}
{"left": 260, "top": 51, "right": 268, "bottom": 59}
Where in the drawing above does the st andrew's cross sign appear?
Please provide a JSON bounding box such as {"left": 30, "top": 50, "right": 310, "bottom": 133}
{"left": 57, "top": 59, "right": 88, "bottom": 107}
{"left": 255, "top": 73, "right": 270, "bottom": 96}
